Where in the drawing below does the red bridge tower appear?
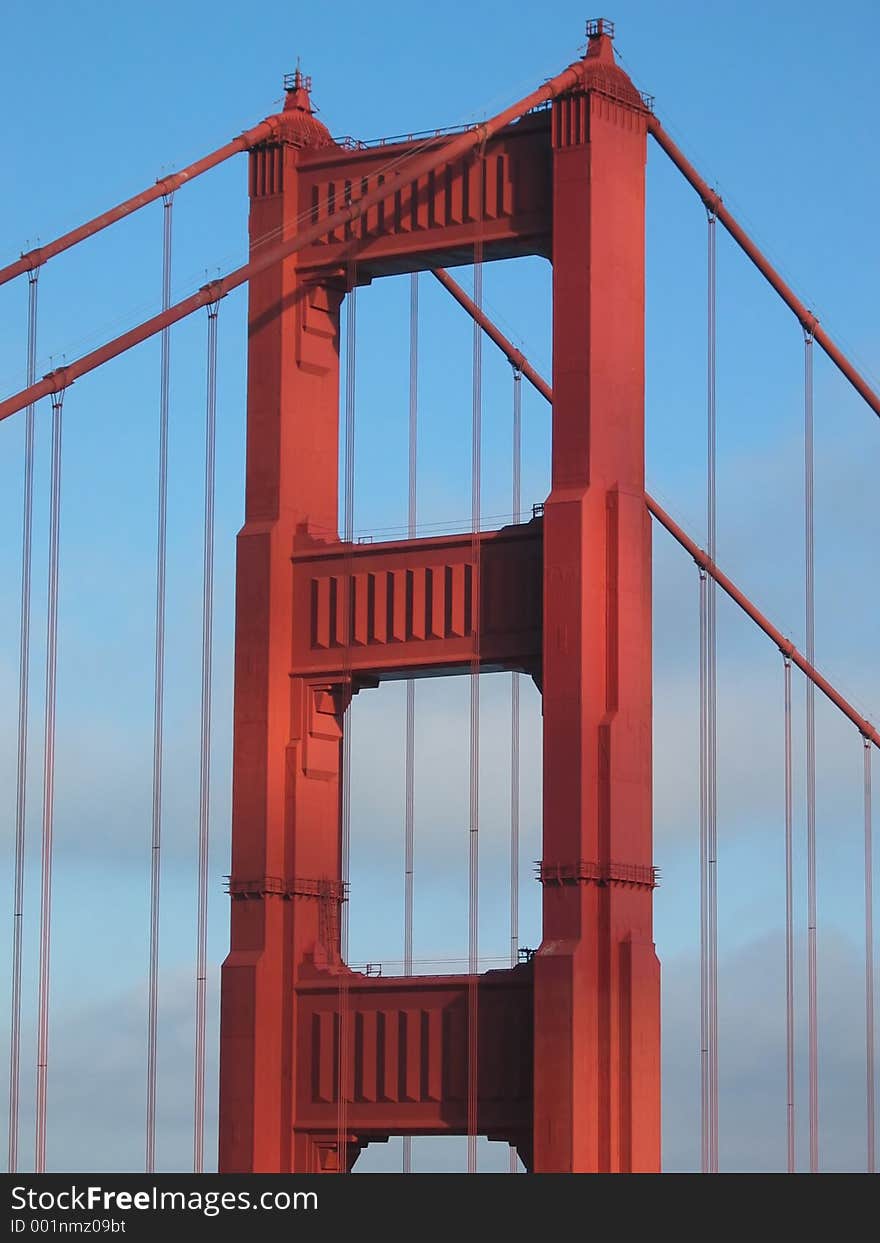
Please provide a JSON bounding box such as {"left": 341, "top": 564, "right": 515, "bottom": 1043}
{"left": 219, "top": 26, "right": 660, "bottom": 1173}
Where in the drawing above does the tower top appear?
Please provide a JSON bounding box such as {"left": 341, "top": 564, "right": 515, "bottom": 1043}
{"left": 280, "top": 62, "right": 334, "bottom": 148}
{"left": 581, "top": 17, "right": 649, "bottom": 110}
{"left": 283, "top": 63, "right": 314, "bottom": 111}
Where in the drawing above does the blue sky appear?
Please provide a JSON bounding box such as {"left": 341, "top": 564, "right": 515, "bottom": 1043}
{"left": 0, "top": 0, "right": 878, "bottom": 1172}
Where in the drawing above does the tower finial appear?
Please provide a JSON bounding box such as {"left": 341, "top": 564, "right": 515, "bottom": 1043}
{"left": 283, "top": 60, "right": 313, "bottom": 105}
{"left": 585, "top": 17, "right": 615, "bottom": 40}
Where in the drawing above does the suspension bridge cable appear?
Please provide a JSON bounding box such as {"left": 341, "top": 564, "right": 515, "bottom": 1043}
{"left": 784, "top": 655, "right": 795, "bottom": 1172}
{"left": 431, "top": 280, "right": 880, "bottom": 1175}
{"left": 0, "top": 120, "right": 282, "bottom": 288}
{"left": 698, "top": 565, "right": 709, "bottom": 1174}
{"left": 34, "top": 388, "right": 65, "bottom": 1173}
{"left": 337, "top": 278, "right": 358, "bottom": 1173}
{"left": 706, "top": 207, "right": 719, "bottom": 1174}
{"left": 8, "top": 267, "right": 39, "bottom": 1173}
{"left": 3, "top": 71, "right": 531, "bottom": 294}
{"left": 0, "top": 55, "right": 591, "bottom": 428}
{"left": 402, "top": 271, "right": 418, "bottom": 1177}
{"left": 509, "top": 367, "right": 522, "bottom": 1176}
{"left": 429, "top": 264, "right": 880, "bottom": 757}
{"left": 467, "top": 194, "right": 484, "bottom": 1177}
{"left": 146, "top": 191, "right": 173, "bottom": 1174}
{"left": 647, "top": 117, "right": 880, "bottom": 421}
{"left": 865, "top": 738, "right": 875, "bottom": 1173}
{"left": 804, "top": 328, "right": 819, "bottom": 1173}
{"left": 510, "top": 367, "right": 522, "bottom": 976}
{"left": 193, "top": 300, "right": 218, "bottom": 1173}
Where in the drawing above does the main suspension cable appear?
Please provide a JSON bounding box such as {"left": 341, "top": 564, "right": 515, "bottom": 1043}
{"left": 784, "top": 655, "right": 795, "bottom": 1172}
{"left": 430, "top": 265, "right": 880, "bottom": 1176}
{"left": 8, "top": 266, "right": 39, "bottom": 1173}
{"left": 402, "top": 271, "right": 418, "bottom": 1176}
{"left": 1, "top": 57, "right": 590, "bottom": 427}
{"left": 804, "top": 328, "right": 819, "bottom": 1173}
{"left": 146, "top": 191, "right": 173, "bottom": 1174}
{"left": 430, "top": 262, "right": 880, "bottom": 753}
{"left": 864, "top": 738, "right": 875, "bottom": 1173}
{"left": 34, "top": 388, "right": 65, "bottom": 1173}
{"left": 647, "top": 116, "right": 880, "bottom": 421}
{"left": 193, "top": 300, "right": 218, "bottom": 1173}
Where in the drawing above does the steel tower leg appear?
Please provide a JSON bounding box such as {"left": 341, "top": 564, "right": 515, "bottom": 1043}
{"left": 533, "top": 40, "right": 661, "bottom": 1172}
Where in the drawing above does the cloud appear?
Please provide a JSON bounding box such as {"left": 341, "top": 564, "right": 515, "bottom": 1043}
{"left": 2, "top": 928, "right": 872, "bottom": 1173}
{"left": 2, "top": 968, "right": 218, "bottom": 1174}
{"left": 662, "top": 927, "right": 874, "bottom": 1173}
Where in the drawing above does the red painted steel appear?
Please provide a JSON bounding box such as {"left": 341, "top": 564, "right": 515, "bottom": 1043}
{"left": 292, "top": 964, "right": 533, "bottom": 1171}
{"left": 6, "top": 75, "right": 876, "bottom": 435}
{"left": 535, "top": 32, "right": 659, "bottom": 1172}
{"left": 0, "top": 56, "right": 586, "bottom": 425}
{"left": 646, "top": 499, "right": 880, "bottom": 749}
{"left": 219, "top": 28, "right": 661, "bottom": 1175}
{"left": 290, "top": 524, "right": 542, "bottom": 683}
{"left": 648, "top": 117, "right": 880, "bottom": 420}
{"left": 0, "top": 118, "right": 283, "bottom": 288}
{"left": 432, "top": 264, "right": 880, "bottom": 752}
{"left": 294, "top": 114, "right": 552, "bottom": 280}
{"left": 431, "top": 268, "right": 552, "bottom": 401}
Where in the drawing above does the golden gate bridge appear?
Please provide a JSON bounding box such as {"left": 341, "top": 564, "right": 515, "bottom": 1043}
{"left": 1, "top": 18, "right": 877, "bottom": 1174}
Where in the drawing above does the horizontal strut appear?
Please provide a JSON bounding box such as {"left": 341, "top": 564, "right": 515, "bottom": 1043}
{"left": 0, "top": 118, "right": 283, "bottom": 287}
{"left": 0, "top": 57, "right": 587, "bottom": 424}
{"left": 432, "top": 266, "right": 880, "bottom": 751}
{"left": 647, "top": 117, "right": 880, "bottom": 420}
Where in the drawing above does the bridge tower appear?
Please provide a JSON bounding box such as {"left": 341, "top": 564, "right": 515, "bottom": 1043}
{"left": 219, "top": 24, "right": 660, "bottom": 1173}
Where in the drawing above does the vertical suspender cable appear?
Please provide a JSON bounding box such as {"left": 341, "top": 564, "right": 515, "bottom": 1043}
{"left": 804, "top": 328, "right": 818, "bottom": 1173}
{"left": 509, "top": 366, "right": 522, "bottom": 973}
{"left": 34, "top": 388, "right": 65, "bottom": 1173}
{"left": 146, "top": 191, "right": 173, "bottom": 1173}
{"left": 509, "top": 367, "right": 522, "bottom": 1175}
{"left": 341, "top": 285, "right": 357, "bottom": 949}
{"left": 706, "top": 206, "right": 719, "bottom": 1174}
{"left": 403, "top": 272, "right": 418, "bottom": 1176}
{"left": 783, "top": 655, "right": 795, "bottom": 1171}
{"left": 698, "top": 564, "right": 709, "bottom": 1173}
{"left": 864, "top": 738, "right": 875, "bottom": 1173}
{"left": 467, "top": 193, "right": 484, "bottom": 1176}
{"left": 337, "top": 281, "right": 357, "bottom": 1172}
{"left": 8, "top": 267, "right": 39, "bottom": 1173}
{"left": 193, "top": 301, "right": 218, "bottom": 1173}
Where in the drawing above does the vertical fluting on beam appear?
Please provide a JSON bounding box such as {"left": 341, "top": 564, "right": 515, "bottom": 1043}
{"left": 509, "top": 367, "right": 522, "bottom": 1175}
{"left": 864, "top": 739, "right": 875, "bottom": 1173}
{"left": 337, "top": 281, "right": 357, "bottom": 1172}
{"left": 803, "top": 327, "right": 819, "bottom": 1173}
{"left": 8, "top": 267, "right": 39, "bottom": 1174}
{"left": 784, "top": 655, "right": 795, "bottom": 1172}
{"left": 34, "top": 389, "right": 65, "bottom": 1173}
{"left": 467, "top": 213, "right": 484, "bottom": 1176}
{"left": 402, "top": 272, "right": 418, "bottom": 1176}
{"left": 146, "top": 192, "right": 173, "bottom": 1174}
{"left": 193, "top": 301, "right": 218, "bottom": 1173}
{"left": 705, "top": 207, "right": 719, "bottom": 1174}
